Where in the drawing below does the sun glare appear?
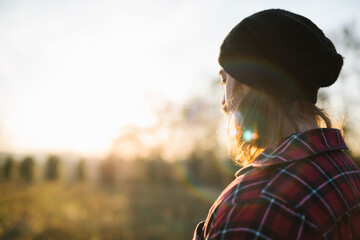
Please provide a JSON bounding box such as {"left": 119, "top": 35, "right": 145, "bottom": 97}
{"left": 2, "top": 0, "right": 357, "bottom": 157}
{"left": 0, "top": 1, "right": 180, "bottom": 156}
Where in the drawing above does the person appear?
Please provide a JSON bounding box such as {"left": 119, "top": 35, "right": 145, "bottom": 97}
{"left": 193, "top": 9, "right": 360, "bottom": 240}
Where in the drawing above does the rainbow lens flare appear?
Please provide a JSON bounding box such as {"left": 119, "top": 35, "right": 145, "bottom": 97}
{"left": 242, "top": 130, "right": 258, "bottom": 142}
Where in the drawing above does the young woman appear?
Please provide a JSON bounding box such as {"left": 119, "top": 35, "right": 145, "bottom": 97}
{"left": 194, "top": 9, "right": 360, "bottom": 240}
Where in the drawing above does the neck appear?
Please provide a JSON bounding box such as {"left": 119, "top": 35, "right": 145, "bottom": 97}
{"left": 282, "top": 117, "right": 319, "bottom": 138}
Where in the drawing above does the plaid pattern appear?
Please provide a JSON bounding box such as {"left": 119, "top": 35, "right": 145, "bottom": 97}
{"left": 193, "top": 128, "right": 360, "bottom": 240}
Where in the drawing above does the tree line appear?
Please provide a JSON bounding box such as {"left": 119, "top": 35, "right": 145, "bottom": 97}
{"left": 0, "top": 155, "right": 63, "bottom": 182}
{"left": 0, "top": 152, "right": 238, "bottom": 188}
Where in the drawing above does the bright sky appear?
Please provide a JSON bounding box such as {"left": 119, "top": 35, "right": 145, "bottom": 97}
{"left": 0, "top": 0, "right": 359, "bottom": 156}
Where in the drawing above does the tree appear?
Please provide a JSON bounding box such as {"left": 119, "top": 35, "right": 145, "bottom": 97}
{"left": 74, "top": 159, "right": 87, "bottom": 182}
{"left": 186, "top": 149, "right": 225, "bottom": 187}
{"left": 19, "top": 156, "right": 36, "bottom": 182}
{"left": 144, "top": 158, "right": 173, "bottom": 185}
{"left": 3, "top": 155, "right": 17, "bottom": 180}
{"left": 329, "top": 22, "right": 360, "bottom": 157}
{"left": 44, "top": 155, "right": 61, "bottom": 181}
{"left": 98, "top": 157, "right": 118, "bottom": 186}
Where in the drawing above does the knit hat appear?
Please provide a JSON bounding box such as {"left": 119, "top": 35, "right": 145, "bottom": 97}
{"left": 218, "top": 9, "right": 343, "bottom": 103}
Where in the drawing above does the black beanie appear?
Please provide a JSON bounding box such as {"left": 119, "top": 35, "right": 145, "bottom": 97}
{"left": 218, "top": 9, "right": 343, "bottom": 103}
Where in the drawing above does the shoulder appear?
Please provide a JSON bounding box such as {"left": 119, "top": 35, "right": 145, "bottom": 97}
{"left": 204, "top": 151, "right": 360, "bottom": 239}
{"left": 203, "top": 165, "right": 321, "bottom": 240}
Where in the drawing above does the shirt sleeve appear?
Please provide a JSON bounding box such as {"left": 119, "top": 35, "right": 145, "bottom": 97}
{"left": 203, "top": 197, "right": 322, "bottom": 240}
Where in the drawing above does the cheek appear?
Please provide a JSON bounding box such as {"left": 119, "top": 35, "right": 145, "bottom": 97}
{"left": 225, "top": 85, "right": 233, "bottom": 103}
{"left": 226, "top": 88, "right": 238, "bottom": 106}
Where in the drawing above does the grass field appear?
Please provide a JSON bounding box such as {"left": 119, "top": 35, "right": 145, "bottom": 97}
{"left": 0, "top": 181, "right": 223, "bottom": 240}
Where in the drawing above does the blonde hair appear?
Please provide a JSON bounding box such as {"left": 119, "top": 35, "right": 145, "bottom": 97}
{"left": 227, "top": 83, "right": 339, "bottom": 167}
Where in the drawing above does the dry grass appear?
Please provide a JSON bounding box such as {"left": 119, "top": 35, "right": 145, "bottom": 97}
{"left": 0, "top": 181, "right": 218, "bottom": 240}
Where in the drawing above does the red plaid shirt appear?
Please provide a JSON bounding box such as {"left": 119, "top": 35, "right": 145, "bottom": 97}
{"left": 193, "top": 128, "right": 360, "bottom": 240}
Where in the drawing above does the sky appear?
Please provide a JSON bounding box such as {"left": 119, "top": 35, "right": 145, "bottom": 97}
{"left": 0, "top": 0, "right": 359, "bottom": 157}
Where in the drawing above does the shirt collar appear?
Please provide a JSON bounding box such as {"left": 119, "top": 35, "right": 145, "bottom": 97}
{"left": 236, "top": 128, "right": 348, "bottom": 177}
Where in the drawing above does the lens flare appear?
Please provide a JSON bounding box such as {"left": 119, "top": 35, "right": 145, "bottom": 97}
{"left": 243, "top": 130, "right": 253, "bottom": 142}
{"left": 234, "top": 129, "right": 239, "bottom": 136}
{"left": 173, "top": 160, "right": 219, "bottom": 204}
{"left": 242, "top": 130, "right": 258, "bottom": 142}
{"left": 232, "top": 123, "right": 242, "bottom": 138}
{"left": 222, "top": 58, "right": 306, "bottom": 100}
